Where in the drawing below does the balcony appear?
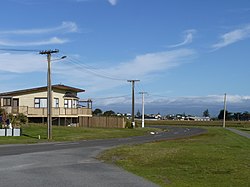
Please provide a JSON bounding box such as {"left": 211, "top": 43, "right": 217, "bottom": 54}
{"left": 2, "top": 106, "right": 92, "bottom": 118}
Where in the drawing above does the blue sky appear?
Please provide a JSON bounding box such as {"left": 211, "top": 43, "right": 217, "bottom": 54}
{"left": 1, "top": 0, "right": 250, "bottom": 116}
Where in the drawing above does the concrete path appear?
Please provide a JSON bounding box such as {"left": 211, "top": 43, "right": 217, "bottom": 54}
{"left": 226, "top": 128, "right": 250, "bottom": 139}
{"left": 0, "top": 126, "right": 206, "bottom": 187}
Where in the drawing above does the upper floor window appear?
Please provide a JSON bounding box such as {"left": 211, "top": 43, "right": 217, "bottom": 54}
{"left": 54, "top": 98, "right": 59, "bottom": 108}
{"left": 64, "top": 99, "right": 72, "bottom": 108}
{"left": 64, "top": 99, "right": 78, "bottom": 108}
{"left": 34, "top": 98, "right": 47, "bottom": 108}
{"left": 3, "top": 98, "right": 11, "bottom": 106}
{"left": 35, "top": 98, "right": 59, "bottom": 108}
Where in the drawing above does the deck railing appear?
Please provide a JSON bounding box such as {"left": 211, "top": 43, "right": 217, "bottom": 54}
{"left": 1, "top": 106, "right": 92, "bottom": 117}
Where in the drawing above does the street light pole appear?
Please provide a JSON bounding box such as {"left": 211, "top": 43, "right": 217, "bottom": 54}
{"left": 39, "top": 49, "right": 59, "bottom": 140}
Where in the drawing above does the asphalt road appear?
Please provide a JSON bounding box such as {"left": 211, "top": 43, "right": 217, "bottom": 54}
{"left": 0, "top": 126, "right": 206, "bottom": 187}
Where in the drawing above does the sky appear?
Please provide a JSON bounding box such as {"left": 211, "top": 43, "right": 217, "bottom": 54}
{"left": 1, "top": 0, "right": 250, "bottom": 116}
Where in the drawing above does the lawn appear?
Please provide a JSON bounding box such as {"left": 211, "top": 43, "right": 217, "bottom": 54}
{"left": 143, "top": 119, "right": 250, "bottom": 128}
{"left": 0, "top": 124, "right": 159, "bottom": 144}
{"left": 99, "top": 127, "right": 250, "bottom": 187}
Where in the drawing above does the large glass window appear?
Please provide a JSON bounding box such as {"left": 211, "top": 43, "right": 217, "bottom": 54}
{"left": 64, "top": 99, "right": 71, "bottom": 108}
{"left": 34, "top": 98, "right": 47, "bottom": 108}
{"left": 64, "top": 99, "right": 78, "bottom": 108}
{"left": 3, "top": 98, "right": 11, "bottom": 106}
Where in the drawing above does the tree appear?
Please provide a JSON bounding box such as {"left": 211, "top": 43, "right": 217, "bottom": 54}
{"left": 203, "top": 109, "right": 210, "bottom": 117}
{"left": 93, "top": 108, "right": 103, "bottom": 116}
{"left": 103, "top": 110, "right": 116, "bottom": 116}
{"left": 218, "top": 110, "right": 229, "bottom": 120}
{"left": 136, "top": 110, "right": 141, "bottom": 118}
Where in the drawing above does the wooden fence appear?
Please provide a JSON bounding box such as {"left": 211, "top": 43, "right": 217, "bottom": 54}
{"left": 79, "top": 116, "right": 126, "bottom": 128}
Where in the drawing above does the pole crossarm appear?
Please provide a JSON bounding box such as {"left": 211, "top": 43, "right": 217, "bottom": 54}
{"left": 39, "top": 49, "right": 59, "bottom": 55}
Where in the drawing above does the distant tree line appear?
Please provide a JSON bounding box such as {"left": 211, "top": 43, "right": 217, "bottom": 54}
{"left": 92, "top": 108, "right": 116, "bottom": 116}
{"left": 217, "top": 110, "right": 250, "bottom": 121}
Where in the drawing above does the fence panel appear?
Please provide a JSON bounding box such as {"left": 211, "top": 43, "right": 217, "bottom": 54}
{"left": 79, "top": 116, "right": 125, "bottom": 128}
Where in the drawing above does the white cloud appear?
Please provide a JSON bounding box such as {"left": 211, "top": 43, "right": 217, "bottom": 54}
{"left": 0, "top": 53, "right": 45, "bottom": 73}
{"left": 52, "top": 48, "right": 196, "bottom": 94}
{"left": 0, "top": 22, "right": 77, "bottom": 47}
{"left": 146, "top": 94, "right": 250, "bottom": 107}
{"left": 0, "top": 21, "right": 78, "bottom": 35}
{"left": 0, "top": 37, "right": 69, "bottom": 46}
{"left": 0, "top": 48, "right": 196, "bottom": 100}
{"left": 212, "top": 25, "right": 250, "bottom": 50}
{"left": 168, "top": 29, "right": 196, "bottom": 48}
{"left": 108, "top": 0, "right": 118, "bottom": 6}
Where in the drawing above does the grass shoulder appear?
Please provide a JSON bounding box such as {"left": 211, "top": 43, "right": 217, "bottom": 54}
{"left": 0, "top": 123, "right": 161, "bottom": 145}
{"left": 99, "top": 127, "right": 250, "bottom": 186}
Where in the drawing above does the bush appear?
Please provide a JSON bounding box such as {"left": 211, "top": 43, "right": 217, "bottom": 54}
{"left": 16, "top": 113, "right": 28, "bottom": 125}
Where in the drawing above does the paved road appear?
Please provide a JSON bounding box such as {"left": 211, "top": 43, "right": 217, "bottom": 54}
{"left": 227, "top": 128, "right": 250, "bottom": 139}
{"left": 0, "top": 126, "right": 206, "bottom": 187}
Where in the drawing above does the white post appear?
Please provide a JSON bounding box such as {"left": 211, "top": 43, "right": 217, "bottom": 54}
{"left": 139, "top": 92, "right": 147, "bottom": 128}
{"left": 142, "top": 92, "right": 145, "bottom": 128}
{"left": 223, "top": 93, "right": 227, "bottom": 128}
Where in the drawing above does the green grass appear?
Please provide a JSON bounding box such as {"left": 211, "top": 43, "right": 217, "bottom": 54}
{"left": 0, "top": 124, "right": 159, "bottom": 144}
{"left": 144, "top": 119, "right": 250, "bottom": 128}
{"left": 99, "top": 127, "right": 250, "bottom": 187}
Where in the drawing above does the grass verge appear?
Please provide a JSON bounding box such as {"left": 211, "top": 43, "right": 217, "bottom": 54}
{"left": 99, "top": 127, "right": 250, "bottom": 187}
{"left": 0, "top": 124, "right": 159, "bottom": 144}
{"left": 144, "top": 120, "right": 250, "bottom": 128}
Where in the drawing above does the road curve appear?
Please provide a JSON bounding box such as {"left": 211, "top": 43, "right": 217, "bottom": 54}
{"left": 0, "top": 126, "right": 206, "bottom": 187}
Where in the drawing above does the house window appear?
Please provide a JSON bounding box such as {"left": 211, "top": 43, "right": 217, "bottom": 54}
{"left": 64, "top": 99, "right": 78, "bottom": 108}
{"left": 72, "top": 99, "right": 77, "bottom": 108}
{"left": 64, "top": 99, "right": 72, "bottom": 108}
{"left": 34, "top": 98, "right": 47, "bottom": 108}
{"left": 54, "top": 98, "right": 59, "bottom": 108}
{"left": 3, "top": 98, "right": 11, "bottom": 106}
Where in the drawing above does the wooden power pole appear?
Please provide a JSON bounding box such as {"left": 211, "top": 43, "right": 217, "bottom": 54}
{"left": 127, "top": 80, "right": 140, "bottom": 128}
{"left": 39, "top": 49, "right": 59, "bottom": 139}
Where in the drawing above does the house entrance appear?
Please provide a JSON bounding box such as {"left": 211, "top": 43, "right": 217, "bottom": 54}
{"left": 12, "top": 98, "right": 19, "bottom": 114}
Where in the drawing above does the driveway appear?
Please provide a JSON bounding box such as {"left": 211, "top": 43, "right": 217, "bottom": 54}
{"left": 0, "top": 126, "right": 206, "bottom": 187}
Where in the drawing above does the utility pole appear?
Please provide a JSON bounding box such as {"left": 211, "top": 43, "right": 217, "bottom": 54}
{"left": 39, "top": 49, "right": 59, "bottom": 139}
{"left": 127, "top": 80, "right": 140, "bottom": 128}
{"left": 223, "top": 93, "right": 227, "bottom": 128}
{"left": 139, "top": 92, "right": 147, "bottom": 128}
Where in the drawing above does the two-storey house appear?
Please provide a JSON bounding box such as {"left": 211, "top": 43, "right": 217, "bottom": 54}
{"left": 0, "top": 84, "right": 92, "bottom": 126}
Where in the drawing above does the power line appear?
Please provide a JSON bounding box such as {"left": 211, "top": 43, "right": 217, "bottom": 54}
{"left": 60, "top": 52, "right": 127, "bottom": 81}
{"left": 0, "top": 48, "right": 41, "bottom": 52}
{"left": 90, "top": 94, "right": 130, "bottom": 100}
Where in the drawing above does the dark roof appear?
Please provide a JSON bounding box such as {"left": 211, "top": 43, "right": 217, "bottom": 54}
{"left": 0, "top": 84, "right": 85, "bottom": 97}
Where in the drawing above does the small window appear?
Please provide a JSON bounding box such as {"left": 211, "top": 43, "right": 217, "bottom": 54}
{"left": 3, "top": 98, "right": 11, "bottom": 106}
{"left": 54, "top": 98, "right": 59, "bottom": 108}
{"left": 72, "top": 100, "right": 77, "bottom": 108}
